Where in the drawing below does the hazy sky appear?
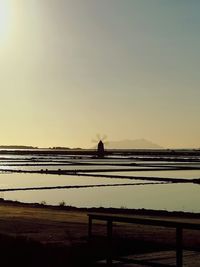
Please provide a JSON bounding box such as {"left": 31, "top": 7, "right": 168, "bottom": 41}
{"left": 0, "top": 0, "right": 200, "bottom": 148}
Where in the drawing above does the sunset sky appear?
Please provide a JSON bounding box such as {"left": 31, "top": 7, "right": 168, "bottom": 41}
{"left": 0, "top": 0, "right": 200, "bottom": 148}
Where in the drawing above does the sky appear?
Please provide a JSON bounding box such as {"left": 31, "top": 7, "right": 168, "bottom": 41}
{"left": 0, "top": 0, "right": 200, "bottom": 148}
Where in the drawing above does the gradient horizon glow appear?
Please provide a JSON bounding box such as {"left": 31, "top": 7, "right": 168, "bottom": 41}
{"left": 0, "top": 0, "right": 200, "bottom": 148}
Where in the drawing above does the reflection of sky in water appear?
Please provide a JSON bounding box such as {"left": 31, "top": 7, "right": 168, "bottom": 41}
{"left": 0, "top": 153, "right": 200, "bottom": 213}
{"left": 0, "top": 173, "right": 157, "bottom": 189}
{"left": 3, "top": 183, "right": 200, "bottom": 213}
{"left": 88, "top": 170, "right": 200, "bottom": 180}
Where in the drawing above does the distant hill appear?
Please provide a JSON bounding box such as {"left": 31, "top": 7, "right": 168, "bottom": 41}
{"left": 104, "top": 139, "right": 163, "bottom": 149}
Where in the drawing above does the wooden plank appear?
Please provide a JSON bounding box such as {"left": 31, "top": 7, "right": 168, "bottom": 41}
{"left": 117, "top": 250, "right": 200, "bottom": 267}
{"left": 96, "top": 251, "right": 200, "bottom": 266}
{"left": 88, "top": 213, "right": 200, "bottom": 230}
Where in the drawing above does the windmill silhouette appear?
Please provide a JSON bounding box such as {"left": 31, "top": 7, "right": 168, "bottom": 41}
{"left": 92, "top": 134, "right": 108, "bottom": 158}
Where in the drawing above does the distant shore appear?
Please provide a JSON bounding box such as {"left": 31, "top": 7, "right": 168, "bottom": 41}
{"left": 0, "top": 147, "right": 200, "bottom": 157}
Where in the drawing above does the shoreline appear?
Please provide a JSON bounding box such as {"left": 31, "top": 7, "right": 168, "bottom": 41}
{"left": 1, "top": 197, "right": 200, "bottom": 218}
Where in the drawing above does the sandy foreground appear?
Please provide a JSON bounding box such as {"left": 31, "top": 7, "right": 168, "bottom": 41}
{"left": 0, "top": 199, "right": 200, "bottom": 266}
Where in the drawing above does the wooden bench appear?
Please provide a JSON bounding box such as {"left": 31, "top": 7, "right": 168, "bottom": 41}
{"left": 88, "top": 212, "right": 200, "bottom": 267}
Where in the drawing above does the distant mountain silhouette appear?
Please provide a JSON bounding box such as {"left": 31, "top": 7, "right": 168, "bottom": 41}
{"left": 104, "top": 139, "right": 163, "bottom": 149}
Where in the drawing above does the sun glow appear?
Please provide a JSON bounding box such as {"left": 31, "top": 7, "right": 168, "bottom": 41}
{"left": 0, "top": 0, "right": 11, "bottom": 41}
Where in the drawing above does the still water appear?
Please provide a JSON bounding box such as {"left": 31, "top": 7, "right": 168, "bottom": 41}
{"left": 88, "top": 170, "right": 200, "bottom": 180}
{"left": 0, "top": 173, "right": 156, "bottom": 189}
{"left": 0, "top": 153, "right": 200, "bottom": 213}
{"left": 2, "top": 183, "right": 200, "bottom": 213}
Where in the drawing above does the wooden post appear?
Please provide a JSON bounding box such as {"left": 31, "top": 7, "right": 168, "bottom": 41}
{"left": 176, "top": 227, "right": 183, "bottom": 267}
{"left": 106, "top": 220, "right": 113, "bottom": 266}
{"left": 88, "top": 216, "right": 92, "bottom": 240}
{"left": 107, "top": 219, "right": 113, "bottom": 240}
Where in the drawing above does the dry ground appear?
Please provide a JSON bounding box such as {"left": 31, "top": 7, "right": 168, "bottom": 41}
{"left": 0, "top": 200, "right": 200, "bottom": 266}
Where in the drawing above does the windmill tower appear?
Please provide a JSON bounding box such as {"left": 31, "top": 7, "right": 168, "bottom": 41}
{"left": 97, "top": 140, "right": 105, "bottom": 158}
{"left": 92, "top": 134, "right": 108, "bottom": 158}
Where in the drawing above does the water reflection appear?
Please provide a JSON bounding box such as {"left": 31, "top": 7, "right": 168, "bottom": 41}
{"left": 88, "top": 170, "right": 200, "bottom": 180}
{"left": 3, "top": 183, "right": 200, "bottom": 213}
{"left": 0, "top": 173, "right": 157, "bottom": 189}
{"left": 0, "top": 153, "right": 200, "bottom": 213}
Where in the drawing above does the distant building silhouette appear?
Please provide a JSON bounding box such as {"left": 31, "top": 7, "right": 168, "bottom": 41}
{"left": 97, "top": 140, "right": 105, "bottom": 158}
